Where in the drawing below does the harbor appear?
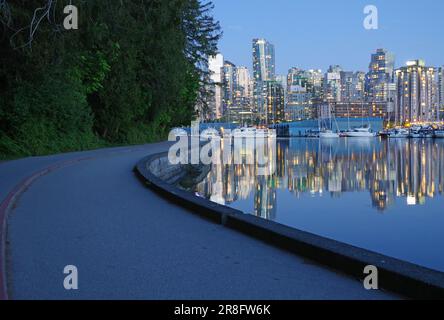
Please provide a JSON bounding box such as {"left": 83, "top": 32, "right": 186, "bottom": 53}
{"left": 189, "top": 137, "right": 444, "bottom": 273}
{"left": 188, "top": 119, "right": 444, "bottom": 140}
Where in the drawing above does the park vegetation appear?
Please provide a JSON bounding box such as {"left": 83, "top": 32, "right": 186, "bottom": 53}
{"left": 0, "top": 0, "right": 220, "bottom": 159}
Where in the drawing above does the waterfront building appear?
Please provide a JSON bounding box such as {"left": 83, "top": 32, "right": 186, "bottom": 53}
{"left": 395, "top": 60, "right": 436, "bottom": 124}
{"left": 275, "top": 75, "right": 288, "bottom": 92}
{"left": 306, "top": 69, "right": 324, "bottom": 101}
{"left": 439, "top": 67, "right": 444, "bottom": 120}
{"left": 365, "top": 49, "right": 396, "bottom": 120}
{"left": 222, "top": 60, "right": 237, "bottom": 118}
{"left": 286, "top": 68, "right": 314, "bottom": 121}
{"left": 252, "top": 39, "right": 276, "bottom": 115}
{"left": 324, "top": 65, "right": 342, "bottom": 103}
{"left": 340, "top": 71, "right": 366, "bottom": 103}
{"left": 366, "top": 49, "right": 395, "bottom": 102}
{"left": 233, "top": 66, "right": 253, "bottom": 124}
{"left": 262, "top": 80, "right": 285, "bottom": 125}
{"left": 331, "top": 102, "right": 387, "bottom": 119}
{"left": 236, "top": 66, "right": 251, "bottom": 98}
{"left": 221, "top": 62, "right": 255, "bottom": 124}
{"left": 208, "top": 54, "right": 224, "bottom": 119}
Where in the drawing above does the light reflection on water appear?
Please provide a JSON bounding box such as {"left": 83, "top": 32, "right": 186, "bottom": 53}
{"left": 194, "top": 138, "right": 444, "bottom": 272}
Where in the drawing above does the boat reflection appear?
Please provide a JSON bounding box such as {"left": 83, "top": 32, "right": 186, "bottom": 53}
{"left": 194, "top": 138, "right": 444, "bottom": 219}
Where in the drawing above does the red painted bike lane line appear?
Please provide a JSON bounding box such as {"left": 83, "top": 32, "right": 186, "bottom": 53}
{"left": 0, "top": 143, "right": 167, "bottom": 300}
{"left": 0, "top": 157, "right": 94, "bottom": 300}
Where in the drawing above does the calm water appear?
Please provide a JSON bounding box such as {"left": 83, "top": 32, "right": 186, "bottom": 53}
{"left": 194, "top": 138, "right": 444, "bottom": 272}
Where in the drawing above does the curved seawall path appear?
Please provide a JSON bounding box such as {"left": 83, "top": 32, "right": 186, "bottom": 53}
{"left": 0, "top": 142, "right": 396, "bottom": 299}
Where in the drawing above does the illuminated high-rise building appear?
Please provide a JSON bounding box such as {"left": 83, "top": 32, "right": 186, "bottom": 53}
{"left": 222, "top": 60, "right": 236, "bottom": 117}
{"left": 262, "top": 80, "right": 285, "bottom": 125}
{"left": 439, "top": 67, "right": 444, "bottom": 120}
{"left": 235, "top": 66, "right": 251, "bottom": 98}
{"left": 286, "top": 68, "right": 313, "bottom": 120}
{"left": 252, "top": 39, "right": 275, "bottom": 116}
{"left": 395, "top": 60, "right": 436, "bottom": 124}
{"left": 306, "top": 69, "right": 324, "bottom": 100}
{"left": 208, "top": 54, "right": 224, "bottom": 119}
{"left": 233, "top": 66, "right": 253, "bottom": 124}
{"left": 220, "top": 62, "right": 254, "bottom": 124}
{"left": 324, "top": 65, "right": 342, "bottom": 103}
{"left": 366, "top": 49, "right": 395, "bottom": 101}
{"left": 340, "top": 71, "right": 365, "bottom": 102}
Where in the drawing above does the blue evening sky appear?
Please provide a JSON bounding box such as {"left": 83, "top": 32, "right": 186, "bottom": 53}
{"left": 212, "top": 0, "right": 444, "bottom": 74}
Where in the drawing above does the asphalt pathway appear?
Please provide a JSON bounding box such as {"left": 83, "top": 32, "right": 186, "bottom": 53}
{"left": 0, "top": 143, "right": 397, "bottom": 299}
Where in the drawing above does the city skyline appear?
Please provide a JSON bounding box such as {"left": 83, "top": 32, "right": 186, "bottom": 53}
{"left": 212, "top": 0, "right": 444, "bottom": 74}
{"left": 209, "top": 45, "right": 444, "bottom": 124}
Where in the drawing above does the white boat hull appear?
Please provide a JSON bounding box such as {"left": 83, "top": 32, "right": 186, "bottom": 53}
{"left": 320, "top": 132, "right": 340, "bottom": 139}
{"left": 345, "top": 132, "right": 376, "bottom": 138}
{"left": 389, "top": 134, "right": 409, "bottom": 138}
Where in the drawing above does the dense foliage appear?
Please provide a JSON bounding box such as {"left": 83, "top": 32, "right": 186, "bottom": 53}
{"left": 0, "top": 0, "right": 220, "bottom": 158}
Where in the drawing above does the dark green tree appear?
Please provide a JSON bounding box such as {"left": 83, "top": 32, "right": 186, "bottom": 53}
{"left": 0, "top": 0, "right": 221, "bottom": 158}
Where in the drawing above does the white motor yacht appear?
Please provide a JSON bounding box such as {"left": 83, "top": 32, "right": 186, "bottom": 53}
{"left": 435, "top": 130, "right": 444, "bottom": 138}
{"left": 388, "top": 128, "right": 409, "bottom": 138}
{"left": 345, "top": 126, "right": 376, "bottom": 138}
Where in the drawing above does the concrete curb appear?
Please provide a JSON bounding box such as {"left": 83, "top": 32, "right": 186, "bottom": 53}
{"left": 135, "top": 152, "right": 444, "bottom": 300}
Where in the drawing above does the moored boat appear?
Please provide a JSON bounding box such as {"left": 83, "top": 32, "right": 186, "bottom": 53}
{"left": 389, "top": 128, "right": 410, "bottom": 138}
{"left": 435, "top": 130, "right": 444, "bottom": 138}
{"left": 319, "top": 129, "right": 340, "bottom": 139}
{"left": 306, "top": 129, "right": 320, "bottom": 138}
{"left": 420, "top": 128, "right": 434, "bottom": 138}
{"left": 388, "top": 128, "right": 409, "bottom": 138}
{"left": 409, "top": 128, "right": 422, "bottom": 139}
{"left": 345, "top": 126, "right": 377, "bottom": 138}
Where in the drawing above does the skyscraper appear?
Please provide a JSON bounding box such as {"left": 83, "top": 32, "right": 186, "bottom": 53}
{"left": 263, "top": 81, "right": 285, "bottom": 125}
{"left": 208, "top": 54, "right": 224, "bottom": 119}
{"left": 395, "top": 60, "right": 436, "bottom": 124}
{"left": 324, "top": 65, "right": 342, "bottom": 103}
{"left": 286, "top": 68, "right": 313, "bottom": 121}
{"left": 340, "top": 71, "right": 365, "bottom": 103}
{"left": 252, "top": 39, "right": 276, "bottom": 118}
{"left": 233, "top": 66, "right": 253, "bottom": 124}
{"left": 366, "top": 49, "right": 395, "bottom": 103}
{"left": 306, "top": 69, "right": 324, "bottom": 101}
{"left": 439, "top": 67, "right": 444, "bottom": 120}
{"left": 222, "top": 60, "right": 236, "bottom": 118}
{"left": 236, "top": 66, "right": 251, "bottom": 98}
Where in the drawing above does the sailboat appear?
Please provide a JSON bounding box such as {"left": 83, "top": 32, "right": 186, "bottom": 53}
{"left": 320, "top": 129, "right": 340, "bottom": 138}
{"left": 319, "top": 104, "right": 340, "bottom": 139}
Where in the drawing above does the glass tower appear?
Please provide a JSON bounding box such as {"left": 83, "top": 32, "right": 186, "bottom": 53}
{"left": 252, "top": 39, "right": 276, "bottom": 119}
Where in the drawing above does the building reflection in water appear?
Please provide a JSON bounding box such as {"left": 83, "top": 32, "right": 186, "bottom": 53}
{"left": 194, "top": 138, "right": 444, "bottom": 219}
